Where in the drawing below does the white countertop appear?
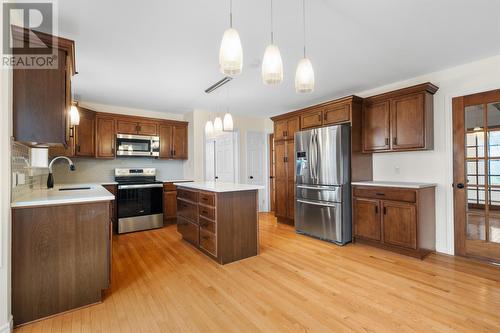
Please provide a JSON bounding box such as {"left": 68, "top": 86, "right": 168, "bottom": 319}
{"left": 11, "top": 184, "right": 115, "bottom": 208}
{"left": 174, "top": 181, "right": 264, "bottom": 193}
{"left": 351, "top": 181, "right": 437, "bottom": 189}
{"left": 159, "top": 179, "right": 193, "bottom": 183}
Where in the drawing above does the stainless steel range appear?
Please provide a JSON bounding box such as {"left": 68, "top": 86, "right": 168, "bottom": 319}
{"left": 115, "top": 168, "right": 163, "bottom": 234}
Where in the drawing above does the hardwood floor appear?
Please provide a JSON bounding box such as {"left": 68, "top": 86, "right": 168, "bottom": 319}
{"left": 15, "top": 213, "right": 500, "bottom": 333}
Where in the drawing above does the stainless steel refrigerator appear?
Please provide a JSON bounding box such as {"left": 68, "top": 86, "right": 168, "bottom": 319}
{"left": 295, "top": 124, "right": 351, "bottom": 245}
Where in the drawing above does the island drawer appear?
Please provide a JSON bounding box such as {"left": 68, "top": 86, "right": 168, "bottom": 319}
{"left": 199, "top": 191, "right": 215, "bottom": 207}
{"left": 200, "top": 229, "right": 216, "bottom": 256}
{"left": 353, "top": 186, "right": 416, "bottom": 203}
{"left": 177, "top": 199, "right": 198, "bottom": 222}
{"left": 199, "top": 216, "right": 216, "bottom": 233}
{"left": 178, "top": 188, "right": 198, "bottom": 203}
{"left": 177, "top": 216, "right": 199, "bottom": 246}
{"left": 199, "top": 205, "right": 215, "bottom": 220}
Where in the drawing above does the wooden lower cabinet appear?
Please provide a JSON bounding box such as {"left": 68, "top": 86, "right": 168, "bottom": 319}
{"left": 353, "top": 198, "right": 381, "bottom": 241}
{"left": 12, "top": 201, "right": 111, "bottom": 326}
{"left": 176, "top": 187, "right": 258, "bottom": 264}
{"left": 274, "top": 139, "right": 295, "bottom": 224}
{"left": 163, "top": 183, "right": 177, "bottom": 223}
{"left": 352, "top": 185, "right": 435, "bottom": 259}
{"left": 102, "top": 184, "right": 117, "bottom": 225}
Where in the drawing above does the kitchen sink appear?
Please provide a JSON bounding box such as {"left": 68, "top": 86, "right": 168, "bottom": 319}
{"left": 58, "top": 187, "right": 92, "bottom": 191}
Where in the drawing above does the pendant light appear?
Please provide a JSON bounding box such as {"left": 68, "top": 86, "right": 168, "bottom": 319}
{"left": 223, "top": 113, "right": 234, "bottom": 131}
{"left": 205, "top": 120, "right": 214, "bottom": 138}
{"left": 219, "top": 0, "right": 243, "bottom": 76}
{"left": 262, "top": 0, "right": 283, "bottom": 85}
{"left": 69, "top": 105, "right": 80, "bottom": 126}
{"left": 213, "top": 117, "right": 223, "bottom": 135}
{"left": 295, "top": 0, "right": 314, "bottom": 93}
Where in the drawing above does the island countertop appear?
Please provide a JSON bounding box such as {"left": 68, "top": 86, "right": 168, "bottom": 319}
{"left": 11, "top": 184, "right": 115, "bottom": 208}
{"left": 174, "top": 181, "right": 264, "bottom": 193}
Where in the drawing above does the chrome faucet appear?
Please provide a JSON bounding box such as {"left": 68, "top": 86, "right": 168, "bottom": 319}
{"left": 47, "top": 156, "right": 76, "bottom": 188}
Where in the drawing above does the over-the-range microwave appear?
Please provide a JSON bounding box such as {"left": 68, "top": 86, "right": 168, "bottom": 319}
{"left": 116, "top": 134, "right": 160, "bottom": 157}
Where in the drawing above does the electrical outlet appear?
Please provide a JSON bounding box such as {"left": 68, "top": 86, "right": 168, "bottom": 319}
{"left": 17, "top": 173, "right": 26, "bottom": 185}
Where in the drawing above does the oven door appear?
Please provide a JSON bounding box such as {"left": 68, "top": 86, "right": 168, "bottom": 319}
{"left": 117, "top": 183, "right": 163, "bottom": 233}
{"left": 116, "top": 134, "right": 154, "bottom": 157}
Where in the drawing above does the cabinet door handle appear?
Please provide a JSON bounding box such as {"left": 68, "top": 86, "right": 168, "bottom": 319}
{"left": 318, "top": 114, "right": 321, "bottom": 122}
{"left": 383, "top": 207, "right": 387, "bottom": 215}
{"left": 385, "top": 138, "right": 389, "bottom": 146}
{"left": 393, "top": 137, "right": 397, "bottom": 145}
{"left": 375, "top": 205, "right": 378, "bottom": 214}
{"left": 77, "top": 145, "right": 80, "bottom": 152}
{"left": 324, "top": 113, "right": 327, "bottom": 121}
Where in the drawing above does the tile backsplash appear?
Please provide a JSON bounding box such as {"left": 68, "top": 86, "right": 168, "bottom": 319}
{"left": 11, "top": 141, "right": 48, "bottom": 200}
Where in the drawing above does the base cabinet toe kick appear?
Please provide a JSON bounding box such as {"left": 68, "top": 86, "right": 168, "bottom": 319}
{"left": 176, "top": 187, "right": 259, "bottom": 265}
{"left": 352, "top": 185, "right": 436, "bottom": 259}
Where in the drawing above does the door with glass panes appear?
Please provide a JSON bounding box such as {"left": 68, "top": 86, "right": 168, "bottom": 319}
{"left": 453, "top": 89, "right": 500, "bottom": 263}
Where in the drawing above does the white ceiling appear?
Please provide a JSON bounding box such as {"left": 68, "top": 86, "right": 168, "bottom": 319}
{"left": 57, "top": 0, "right": 500, "bottom": 117}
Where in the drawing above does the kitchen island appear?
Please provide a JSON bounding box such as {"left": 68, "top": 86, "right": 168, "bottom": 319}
{"left": 174, "top": 181, "right": 264, "bottom": 264}
{"left": 11, "top": 184, "right": 115, "bottom": 326}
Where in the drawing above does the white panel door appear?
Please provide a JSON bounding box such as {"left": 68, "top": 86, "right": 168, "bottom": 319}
{"left": 205, "top": 140, "right": 216, "bottom": 181}
{"left": 216, "top": 132, "right": 236, "bottom": 182}
{"left": 246, "top": 131, "right": 267, "bottom": 211}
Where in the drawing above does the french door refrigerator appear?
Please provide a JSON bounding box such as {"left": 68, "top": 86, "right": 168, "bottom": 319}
{"left": 295, "top": 124, "right": 351, "bottom": 245}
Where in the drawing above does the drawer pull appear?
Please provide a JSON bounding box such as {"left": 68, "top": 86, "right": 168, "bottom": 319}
{"left": 202, "top": 210, "right": 208, "bottom": 214}
{"left": 202, "top": 197, "right": 208, "bottom": 201}
{"left": 376, "top": 193, "right": 385, "bottom": 196}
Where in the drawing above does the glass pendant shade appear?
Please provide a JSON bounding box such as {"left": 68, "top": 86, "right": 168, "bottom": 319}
{"left": 219, "top": 28, "right": 243, "bottom": 76}
{"left": 213, "top": 117, "right": 223, "bottom": 135}
{"left": 69, "top": 105, "right": 80, "bottom": 126}
{"left": 223, "top": 113, "right": 234, "bottom": 131}
{"left": 205, "top": 120, "right": 214, "bottom": 138}
{"left": 262, "top": 44, "right": 283, "bottom": 85}
{"left": 295, "top": 57, "right": 315, "bottom": 93}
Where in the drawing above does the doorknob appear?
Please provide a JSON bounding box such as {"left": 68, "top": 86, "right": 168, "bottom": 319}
{"left": 454, "top": 183, "right": 465, "bottom": 189}
{"left": 249, "top": 176, "right": 254, "bottom": 179}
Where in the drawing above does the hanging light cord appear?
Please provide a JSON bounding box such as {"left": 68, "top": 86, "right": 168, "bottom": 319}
{"left": 302, "top": 0, "right": 306, "bottom": 58}
{"left": 270, "top": 0, "right": 274, "bottom": 44}
{"left": 230, "top": 0, "right": 233, "bottom": 27}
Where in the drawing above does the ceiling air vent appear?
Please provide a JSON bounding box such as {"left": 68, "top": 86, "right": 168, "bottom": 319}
{"left": 204, "top": 76, "right": 233, "bottom": 94}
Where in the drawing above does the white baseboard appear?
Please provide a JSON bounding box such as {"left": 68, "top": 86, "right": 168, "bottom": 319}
{"left": 0, "top": 315, "right": 13, "bottom": 333}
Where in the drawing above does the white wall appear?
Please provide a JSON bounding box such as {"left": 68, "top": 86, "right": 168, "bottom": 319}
{"left": 355, "top": 54, "right": 500, "bottom": 255}
{"left": 0, "top": 3, "right": 13, "bottom": 330}
{"left": 183, "top": 109, "right": 273, "bottom": 210}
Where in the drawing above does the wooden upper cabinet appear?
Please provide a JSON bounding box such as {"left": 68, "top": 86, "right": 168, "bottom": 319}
{"left": 138, "top": 122, "right": 158, "bottom": 136}
{"left": 324, "top": 103, "right": 350, "bottom": 125}
{"left": 12, "top": 27, "right": 76, "bottom": 146}
{"left": 274, "top": 116, "right": 300, "bottom": 141}
{"left": 300, "top": 109, "right": 323, "bottom": 129}
{"left": 159, "top": 123, "right": 188, "bottom": 160}
{"left": 159, "top": 124, "right": 173, "bottom": 158}
{"left": 172, "top": 125, "right": 188, "bottom": 159}
{"left": 391, "top": 93, "right": 425, "bottom": 150}
{"left": 362, "top": 82, "right": 438, "bottom": 153}
{"left": 75, "top": 108, "right": 95, "bottom": 157}
{"left": 287, "top": 117, "right": 300, "bottom": 140}
{"left": 116, "top": 120, "right": 138, "bottom": 135}
{"left": 96, "top": 116, "right": 116, "bottom": 158}
{"left": 353, "top": 198, "right": 381, "bottom": 241}
{"left": 363, "top": 101, "right": 391, "bottom": 152}
{"left": 116, "top": 119, "right": 158, "bottom": 136}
